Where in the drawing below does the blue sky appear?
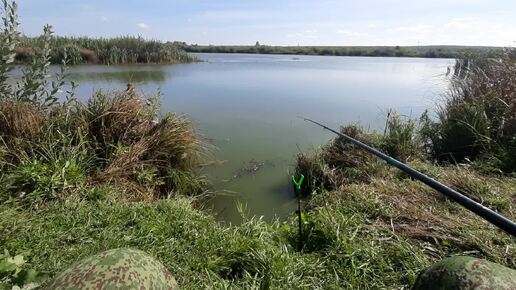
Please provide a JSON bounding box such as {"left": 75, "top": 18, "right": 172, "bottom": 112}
{"left": 18, "top": 0, "right": 516, "bottom": 46}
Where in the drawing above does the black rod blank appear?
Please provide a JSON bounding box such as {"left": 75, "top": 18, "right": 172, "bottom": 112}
{"left": 304, "top": 118, "right": 516, "bottom": 237}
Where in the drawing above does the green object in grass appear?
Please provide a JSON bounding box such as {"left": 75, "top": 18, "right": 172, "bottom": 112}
{"left": 292, "top": 174, "right": 305, "bottom": 191}
{"left": 413, "top": 256, "right": 516, "bottom": 290}
{"left": 46, "top": 248, "right": 178, "bottom": 289}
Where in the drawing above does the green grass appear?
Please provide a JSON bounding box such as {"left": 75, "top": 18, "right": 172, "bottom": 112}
{"left": 1, "top": 102, "right": 514, "bottom": 288}
{"left": 2, "top": 161, "right": 514, "bottom": 289}
{"left": 289, "top": 120, "right": 515, "bottom": 288}
{"left": 0, "top": 196, "right": 430, "bottom": 289}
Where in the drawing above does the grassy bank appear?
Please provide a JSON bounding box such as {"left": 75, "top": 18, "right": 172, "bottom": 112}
{"left": 181, "top": 43, "right": 503, "bottom": 59}
{"left": 2, "top": 161, "right": 514, "bottom": 288}
{"left": 290, "top": 49, "right": 516, "bottom": 286}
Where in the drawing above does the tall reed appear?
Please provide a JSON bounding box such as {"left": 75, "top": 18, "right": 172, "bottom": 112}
{"left": 17, "top": 36, "right": 198, "bottom": 65}
{"left": 429, "top": 50, "right": 516, "bottom": 171}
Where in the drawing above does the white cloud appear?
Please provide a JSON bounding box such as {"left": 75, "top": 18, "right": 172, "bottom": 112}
{"left": 195, "top": 10, "right": 275, "bottom": 22}
{"left": 445, "top": 17, "right": 487, "bottom": 28}
{"left": 394, "top": 24, "right": 433, "bottom": 32}
{"left": 101, "top": 16, "right": 108, "bottom": 22}
{"left": 337, "top": 29, "right": 369, "bottom": 37}
{"left": 286, "top": 29, "right": 319, "bottom": 45}
{"left": 137, "top": 23, "right": 150, "bottom": 29}
{"left": 287, "top": 29, "right": 318, "bottom": 38}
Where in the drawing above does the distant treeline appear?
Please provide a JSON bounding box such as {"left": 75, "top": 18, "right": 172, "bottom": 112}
{"left": 15, "top": 36, "right": 198, "bottom": 65}
{"left": 180, "top": 43, "right": 503, "bottom": 59}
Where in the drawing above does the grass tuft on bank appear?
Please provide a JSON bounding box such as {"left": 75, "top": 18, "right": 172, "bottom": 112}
{"left": 0, "top": 90, "right": 207, "bottom": 205}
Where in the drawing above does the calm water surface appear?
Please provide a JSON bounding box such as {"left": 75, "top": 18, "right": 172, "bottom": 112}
{"left": 64, "top": 53, "right": 452, "bottom": 223}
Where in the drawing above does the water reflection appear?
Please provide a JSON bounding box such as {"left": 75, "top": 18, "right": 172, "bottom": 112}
{"left": 69, "top": 69, "right": 169, "bottom": 84}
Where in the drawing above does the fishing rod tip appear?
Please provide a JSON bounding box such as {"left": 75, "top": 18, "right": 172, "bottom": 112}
{"left": 296, "top": 116, "right": 311, "bottom": 122}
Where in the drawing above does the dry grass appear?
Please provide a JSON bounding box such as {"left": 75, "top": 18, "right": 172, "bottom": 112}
{"left": 79, "top": 90, "right": 155, "bottom": 153}
{"left": 80, "top": 91, "right": 206, "bottom": 198}
{"left": 79, "top": 49, "right": 98, "bottom": 64}
{"left": 294, "top": 152, "right": 338, "bottom": 196}
{"left": 95, "top": 138, "right": 152, "bottom": 181}
{"left": 1, "top": 89, "right": 207, "bottom": 204}
{"left": 145, "top": 114, "right": 202, "bottom": 170}
{"left": 0, "top": 100, "right": 44, "bottom": 140}
{"left": 14, "top": 47, "right": 33, "bottom": 62}
{"left": 295, "top": 125, "right": 384, "bottom": 196}
{"left": 324, "top": 126, "right": 375, "bottom": 170}
{"left": 307, "top": 161, "right": 516, "bottom": 267}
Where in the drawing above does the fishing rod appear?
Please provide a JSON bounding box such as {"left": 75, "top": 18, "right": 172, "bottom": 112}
{"left": 303, "top": 117, "right": 516, "bottom": 238}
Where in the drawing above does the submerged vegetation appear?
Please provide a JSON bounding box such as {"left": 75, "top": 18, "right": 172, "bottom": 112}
{"left": 0, "top": 0, "right": 515, "bottom": 289}
{"left": 182, "top": 42, "right": 503, "bottom": 59}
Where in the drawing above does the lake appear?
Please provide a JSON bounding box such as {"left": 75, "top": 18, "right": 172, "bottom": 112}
{"left": 65, "top": 53, "right": 453, "bottom": 224}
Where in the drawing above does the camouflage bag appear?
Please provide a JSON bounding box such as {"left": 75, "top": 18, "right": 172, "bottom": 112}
{"left": 413, "top": 256, "right": 516, "bottom": 290}
{"left": 45, "top": 248, "right": 177, "bottom": 290}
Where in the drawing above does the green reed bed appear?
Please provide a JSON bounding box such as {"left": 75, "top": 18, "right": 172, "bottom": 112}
{"left": 183, "top": 43, "right": 503, "bottom": 59}
{"left": 16, "top": 35, "right": 198, "bottom": 65}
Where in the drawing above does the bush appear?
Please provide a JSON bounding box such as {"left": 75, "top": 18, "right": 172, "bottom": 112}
{"left": 294, "top": 150, "right": 334, "bottom": 196}
{"left": 0, "top": 90, "right": 207, "bottom": 204}
{"left": 77, "top": 90, "right": 158, "bottom": 161}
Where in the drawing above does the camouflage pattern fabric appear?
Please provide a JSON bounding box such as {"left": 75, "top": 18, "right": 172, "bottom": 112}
{"left": 45, "top": 248, "right": 177, "bottom": 290}
{"left": 412, "top": 256, "right": 516, "bottom": 290}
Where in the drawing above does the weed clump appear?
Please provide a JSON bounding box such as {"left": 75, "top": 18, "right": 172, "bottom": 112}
{"left": 0, "top": 100, "right": 44, "bottom": 140}
{"left": 0, "top": 91, "right": 207, "bottom": 204}
{"left": 381, "top": 112, "right": 425, "bottom": 162}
